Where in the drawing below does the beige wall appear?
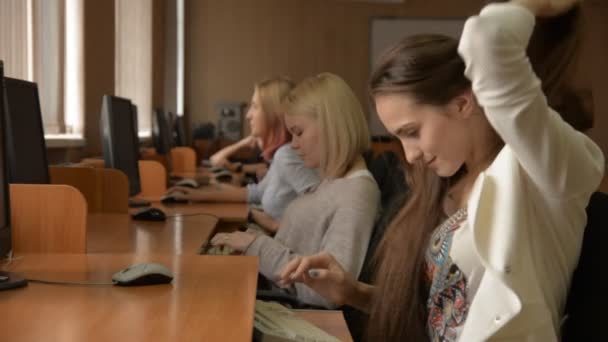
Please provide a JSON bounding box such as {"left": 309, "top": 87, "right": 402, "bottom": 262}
{"left": 185, "top": 0, "right": 608, "bottom": 159}
{"left": 185, "top": 0, "right": 482, "bottom": 127}
{"left": 83, "top": 0, "right": 115, "bottom": 157}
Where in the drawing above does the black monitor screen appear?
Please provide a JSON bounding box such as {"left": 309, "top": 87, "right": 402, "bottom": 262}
{"left": 0, "top": 62, "right": 13, "bottom": 257}
{"left": 152, "top": 108, "right": 173, "bottom": 155}
{"left": 101, "top": 95, "right": 141, "bottom": 197}
{"left": 3, "top": 78, "right": 50, "bottom": 184}
{"left": 174, "top": 114, "right": 187, "bottom": 147}
{"left": 131, "top": 104, "right": 141, "bottom": 160}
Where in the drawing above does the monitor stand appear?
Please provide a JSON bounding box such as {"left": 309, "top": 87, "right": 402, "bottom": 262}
{"left": 0, "top": 271, "right": 28, "bottom": 291}
{"left": 128, "top": 198, "right": 151, "bottom": 208}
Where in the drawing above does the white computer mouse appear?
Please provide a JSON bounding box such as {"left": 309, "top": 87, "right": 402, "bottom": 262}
{"left": 112, "top": 262, "right": 174, "bottom": 286}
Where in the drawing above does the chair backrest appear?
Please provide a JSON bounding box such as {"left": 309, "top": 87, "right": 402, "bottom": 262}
{"left": 49, "top": 166, "right": 128, "bottom": 213}
{"left": 561, "top": 191, "right": 608, "bottom": 341}
{"left": 10, "top": 184, "right": 87, "bottom": 253}
{"left": 359, "top": 150, "right": 408, "bottom": 284}
{"left": 344, "top": 151, "right": 408, "bottom": 342}
{"left": 137, "top": 160, "right": 167, "bottom": 198}
{"left": 170, "top": 146, "right": 197, "bottom": 173}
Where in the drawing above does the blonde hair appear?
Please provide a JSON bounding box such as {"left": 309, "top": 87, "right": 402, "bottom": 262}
{"left": 284, "top": 73, "right": 370, "bottom": 179}
{"left": 255, "top": 76, "right": 295, "bottom": 161}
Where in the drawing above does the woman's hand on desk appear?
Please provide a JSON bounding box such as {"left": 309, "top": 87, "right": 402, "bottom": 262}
{"left": 166, "top": 183, "right": 248, "bottom": 203}
{"left": 165, "top": 186, "right": 207, "bottom": 201}
{"left": 277, "top": 252, "right": 362, "bottom": 308}
{"left": 210, "top": 231, "right": 256, "bottom": 252}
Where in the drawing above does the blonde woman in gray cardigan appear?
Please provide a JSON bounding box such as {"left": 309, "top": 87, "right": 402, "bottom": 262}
{"left": 211, "top": 73, "right": 381, "bottom": 308}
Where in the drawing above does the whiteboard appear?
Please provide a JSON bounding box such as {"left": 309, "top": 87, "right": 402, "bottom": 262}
{"left": 368, "top": 18, "right": 465, "bottom": 135}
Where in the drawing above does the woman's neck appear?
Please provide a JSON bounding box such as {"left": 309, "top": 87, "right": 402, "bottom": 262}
{"left": 344, "top": 155, "right": 366, "bottom": 177}
{"left": 443, "top": 141, "right": 502, "bottom": 216}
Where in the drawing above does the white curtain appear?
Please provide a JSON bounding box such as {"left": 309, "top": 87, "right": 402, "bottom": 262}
{"left": 33, "top": 0, "right": 64, "bottom": 133}
{"left": 0, "top": 0, "right": 83, "bottom": 136}
{"left": 0, "top": 0, "right": 32, "bottom": 80}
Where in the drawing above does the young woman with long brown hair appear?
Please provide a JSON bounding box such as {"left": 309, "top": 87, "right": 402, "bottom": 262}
{"left": 279, "top": 0, "right": 604, "bottom": 340}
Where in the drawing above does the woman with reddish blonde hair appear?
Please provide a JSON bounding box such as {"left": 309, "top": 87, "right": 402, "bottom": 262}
{"left": 210, "top": 77, "right": 292, "bottom": 167}
{"left": 169, "top": 77, "right": 319, "bottom": 232}
{"left": 212, "top": 73, "right": 380, "bottom": 308}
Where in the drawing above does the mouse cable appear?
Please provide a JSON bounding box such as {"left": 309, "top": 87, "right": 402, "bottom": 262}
{"left": 26, "top": 278, "right": 116, "bottom": 286}
{"left": 166, "top": 212, "right": 220, "bottom": 220}
{"left": 3, "top": 255, "right": 114, "bottom": 286}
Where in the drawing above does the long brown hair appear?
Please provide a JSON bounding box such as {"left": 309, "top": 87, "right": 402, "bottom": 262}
{"left": 366, "top": 6, "right": 584, "bottom": 341}
{"left": 367, "top": 35, "right": 469, "bottom": 341}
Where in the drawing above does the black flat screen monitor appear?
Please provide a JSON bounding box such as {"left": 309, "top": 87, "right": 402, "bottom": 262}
{"left": 0, "top": 61, "right": 13, "bottom": 258}
{"left": 152, "top": 108, "right": 173, "bottom": 155}
{"left": 131, "top": 103, "right": 141, "bottom": 159}
{"left": 100, "top": 95, "right": 141, "bottom": 197}
{"left": 3, "top": 78, "right": 50, "bottom": 184}
{"left": 174, "top": 114, "right": 187, "bottom": 147}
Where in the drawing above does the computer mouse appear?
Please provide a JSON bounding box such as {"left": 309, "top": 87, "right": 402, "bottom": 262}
{"left": 175, "top": 178, "right": 199, "bottom": 188}
{"left": 214, "top": 170, "right": 233, "bottom": 182}
{"left": 210, "top": 166, "right": 228, "bottom": 173}
{"left": 160, "top": 195, "right": 188, "bottom": 204}
{"left": 132, "top": 207, "right": 167, "bottom": 221}
{"left": 112, "top": 262, "right": 173, "bottom": 286}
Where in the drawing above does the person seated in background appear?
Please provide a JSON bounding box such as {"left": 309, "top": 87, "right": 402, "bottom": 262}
{"left": 210, "top": 73, "right": 381, "bottom": 308}
{"left": 278, "top": 1, "right": 604, "bottom": 340}
{"left": 167, "top": 76, "right": 319, "bottom": 233}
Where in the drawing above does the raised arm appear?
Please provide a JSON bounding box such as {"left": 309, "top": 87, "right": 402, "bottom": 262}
{"left": 459, "top": 1, "right": 604, "bottom": 197}
{"left": 209, "top": 135, "right": 258, "bottom": 167}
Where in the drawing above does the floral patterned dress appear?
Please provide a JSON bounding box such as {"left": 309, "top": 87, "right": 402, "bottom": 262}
{"left": 425, "top": 208, "right": 479, "bottom": 342}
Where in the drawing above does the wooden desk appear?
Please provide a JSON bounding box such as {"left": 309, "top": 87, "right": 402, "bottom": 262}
{"left": 87, "top": 213, "right": 218, "bottom": 254}
{"left": 1, "top": 254, "right": 258, "bottom": 342}
{"left": 133, "top": 201, "right": 249, "bottom": 223}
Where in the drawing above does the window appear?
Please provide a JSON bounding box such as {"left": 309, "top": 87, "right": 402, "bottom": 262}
{"left": 0, "top": 0, "right": 84, "bottom": 139}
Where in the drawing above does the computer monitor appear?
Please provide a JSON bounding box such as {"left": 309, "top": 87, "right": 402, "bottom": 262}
{"left": 152, "top": 108, "right": 173, "bottom": 155}
{"left": 100, "top": 95, "right": 141, "bottom": 197}
{"left": 0, "top": 62, "right": 12, "bottom": 259}
{"left": 131, "top": 103, "right": 141, "bottom": 159}
{"left": 174, "top": 114, "right": 187, "bottom": 147}
{"left": 0, "top": 62, "right": 27, "bottom": 290}
{"left": 3, "top": 78, "right": 50, "bottom": 184}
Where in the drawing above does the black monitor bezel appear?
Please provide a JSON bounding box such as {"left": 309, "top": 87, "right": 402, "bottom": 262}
{"left": 3, "top": 77, "right": 50, "bottom": 185}
{"left": 100, "top": 95, "right": 142, "bottom": 197}
{"left": 0, "top": 61, "right": 13, "bottom": 258}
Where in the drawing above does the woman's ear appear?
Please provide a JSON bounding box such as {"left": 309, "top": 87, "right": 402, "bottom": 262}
{"left": 448, "top": 89, "right": 477, "bottom": 119}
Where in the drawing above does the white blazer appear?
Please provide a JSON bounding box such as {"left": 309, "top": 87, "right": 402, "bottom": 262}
{"left": 458, "top": 4, "right": 605, "bottom": 341}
